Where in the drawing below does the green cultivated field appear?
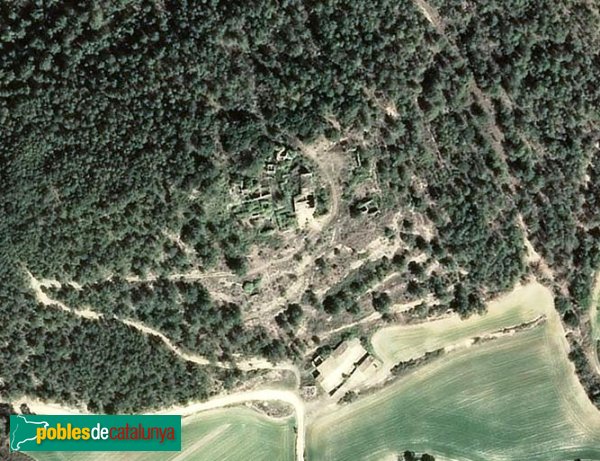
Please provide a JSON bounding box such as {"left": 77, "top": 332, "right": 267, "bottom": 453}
{"left": 371, "top": 283, "right": 552, "bottom": 365}
{"left": 308, "top": 325, "right": 600, "bottom": 461}
{"left": 30, "top": 408, "right": 295, "bottom": 461}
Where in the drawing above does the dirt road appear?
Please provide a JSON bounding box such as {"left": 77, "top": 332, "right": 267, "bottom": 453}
{"left": 158, "top": 389, "right": 305, "bottom": 461}
{"left": 28, "top": 272, "right": 301, "bottom": 383}
{"left": 16, "top": 389, "right": 306, "bottom": 461}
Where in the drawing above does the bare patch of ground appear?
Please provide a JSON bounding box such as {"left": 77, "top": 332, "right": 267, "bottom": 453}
{"left": 412, "top": 0, "right": 445, "bottom": 32}
{"left": 295, "top": 136, "right": 345, "bottom": 236}
{"left": 27, "top": 272, "right": 100, "bottom": 320}
{"left": 11, "top": 398, "right": 86, "bottom": 416}
{"left": 518, "top": 214, "right": 555, "bottom": 281}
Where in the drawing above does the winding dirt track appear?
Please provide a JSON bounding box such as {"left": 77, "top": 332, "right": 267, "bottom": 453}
{"left": 27, "top": 271, "right": 300, "bottom": 380}
{"left": 26, "top": 265, "right": 598, "bottom": 461}
{"left": 20, "top": 143, "right": 332, "bottom": 459}
{"left": 26, "top": 271, "right": 306, "bottom": 461}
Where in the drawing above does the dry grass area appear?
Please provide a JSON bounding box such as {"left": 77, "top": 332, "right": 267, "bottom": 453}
{"left": 518, "top": 214, "right": 555, "bottom": 281}
{"left": 371, "top": 282, "right": 552, "bottom": 367}
{"left": 295, "top": 136, "right": 345, "bottom": 236}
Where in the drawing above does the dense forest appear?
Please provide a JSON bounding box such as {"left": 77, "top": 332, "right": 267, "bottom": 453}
{"left": 1, "top": 0, "right": 599, "bottom": 412}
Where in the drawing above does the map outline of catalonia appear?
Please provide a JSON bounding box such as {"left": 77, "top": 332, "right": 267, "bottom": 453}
{"left": 10, "top": 415, "right": 49, "bottom": 452}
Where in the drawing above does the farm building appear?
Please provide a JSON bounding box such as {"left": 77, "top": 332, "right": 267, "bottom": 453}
{"left": 313, "top": 338, "right": 380, "bottom": 396}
